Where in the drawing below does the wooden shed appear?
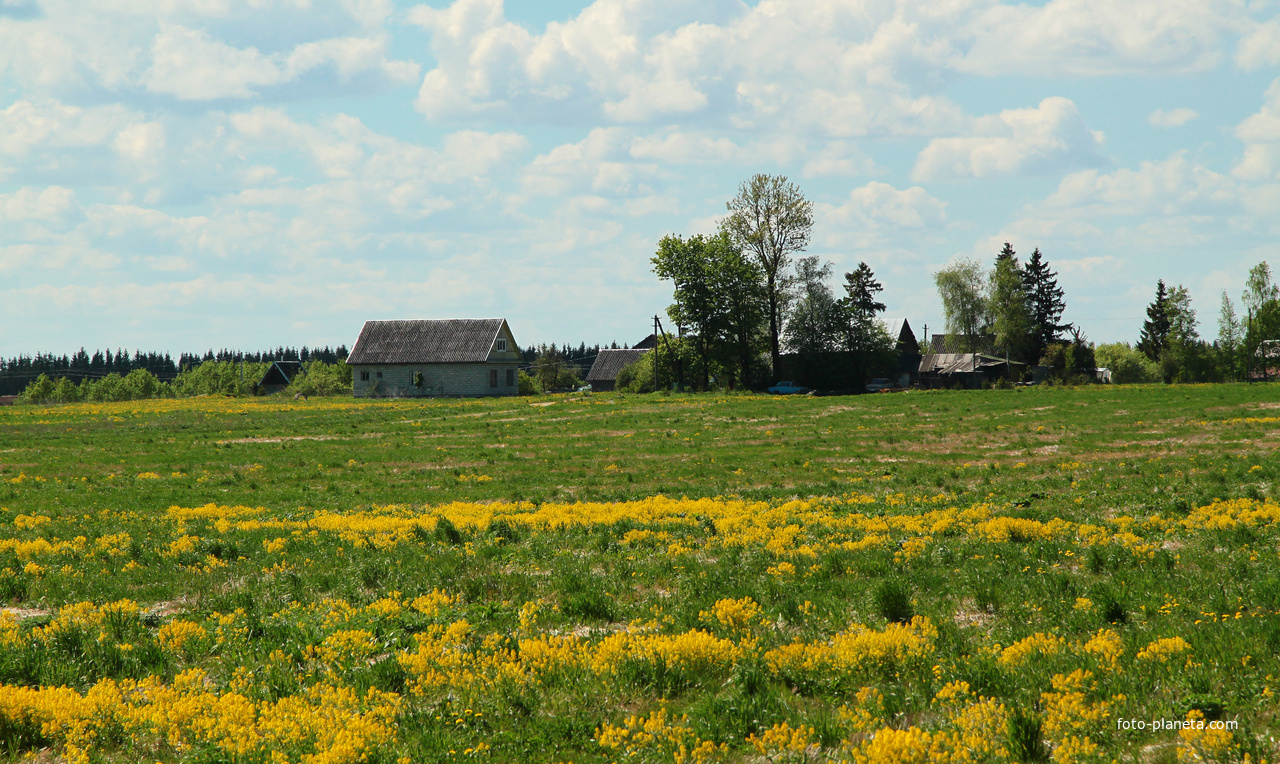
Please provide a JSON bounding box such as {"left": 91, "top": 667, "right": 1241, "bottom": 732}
{"left": 586, "top": 348, "right": 649, "bottom": 392}
{"left": 347, "top": 318, "right": 521, "bottom": 398}
{"left": 257, "top": 361, "right": 303, "bottom": 395}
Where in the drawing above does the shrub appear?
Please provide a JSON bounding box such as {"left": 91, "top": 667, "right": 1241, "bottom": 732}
{"left": 518, "top": 370, "right": 539, "bottom": 396}
{"left": 873, "top": 579, "right": 914, "bottom": 624}
{"left": 616, "top": 354, "right": 655, "bottom": 393}
{"left": 171, "top": 361, "right": 266, "bottom": 397}
{"left": 284, "top": 361, "right": 352, "bottom": 397}
{"left": 1095, "top": 342, "right": 1159, "bottom": 384}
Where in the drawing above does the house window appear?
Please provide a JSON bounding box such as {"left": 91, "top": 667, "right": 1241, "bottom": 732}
{"left": 496, "top": 338, "right": 507, "bottom": 352}
{"left": 490, "top": 369, "right": 499, "bottom": 387}
{"left": 376, "top": 371, "right": 382, "bottom": 378}
{"left": 506, "top": 368, "right": 515, "bottom": 386}
{"left": 360, "top": 371, "right": 369, "bottom": 381}
{"left": 412, "top": 371, "right": 423, "bottom": 387}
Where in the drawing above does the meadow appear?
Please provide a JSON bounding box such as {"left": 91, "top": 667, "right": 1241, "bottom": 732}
{"left": 1, "top": 384, "right": 1278, "bottom": 763}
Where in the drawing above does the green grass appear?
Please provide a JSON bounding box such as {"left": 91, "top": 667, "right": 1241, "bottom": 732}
{"left": 0, "top": 384, "right": 1278, "bottom": 762}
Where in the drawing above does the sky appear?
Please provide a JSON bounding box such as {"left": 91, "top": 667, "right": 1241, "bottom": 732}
{"left": 2, "top": 0, "right": 1279, "bottom": 357}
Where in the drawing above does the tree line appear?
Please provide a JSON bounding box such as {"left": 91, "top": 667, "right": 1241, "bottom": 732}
{"left": 636, "top": 174, "right": 895, "bottom": 392}
{"left": 1112, "top": 261, "right": 1280, "bottom": 384}
{"left": 0, "top": 345, "right": 349, "bottom": 397}
{"left": 932, "top": 245, "right": 1089, "bottom": 382}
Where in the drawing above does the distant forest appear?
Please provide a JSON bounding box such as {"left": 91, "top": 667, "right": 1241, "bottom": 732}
{"left": 0, "top": 346, "right": 349, "bottom": 396}
{"left": 0, "top": 341, "right": 638, "bottom": 397}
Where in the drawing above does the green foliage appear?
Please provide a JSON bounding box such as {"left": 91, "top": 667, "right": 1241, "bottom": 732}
{"left": 934, "top": 258, "right": 990, "bottom": 352}
{"left": 722, "top": 174, "right": 814, "bottom": 377}
{"left": 171, "top": 361, "right": 267, "bottom": 397}
{"left": 283, "top": 361, "right": 352, "bottom": 397}
{"left": 652, "top": 231, "right": 767, "bottom": 390}
{"left": 841, "top": 262, "right": 893, "bottom": 353}
{"left": 19, "top": 369, "right": 173, "bottom": 404}
{"left": 533, "top": 346, "right": 583, "bottom": 392}
{"left": 1095, "top": 343, "right": 1160, "bottom": 383}
{"left": 1022, "top": 248, "right": 1069, "bottom": 360}
{"left": 989, "top": 245, "right": 1035, "bottom": 363}
{"left": 1138, "top": 280, "right": 1172, "bottom": 362}
{"left": 873, "top": 578, "right": 914, "bottom": 624}
{"left": 616, "top": 353, "right": 655, "bottom": 393}
{"left": 517, "top": 370, "right": 538, "bottom": 396}
{"left": 785, "top": 256, "right": 843, "bottom": 356}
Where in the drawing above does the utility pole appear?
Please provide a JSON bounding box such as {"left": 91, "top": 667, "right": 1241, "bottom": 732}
{"left": 653, "top": 315, "right": 660, "bottom": 393}
{"left": 1246, "top": 308, "right": 1253, "bottom": 384}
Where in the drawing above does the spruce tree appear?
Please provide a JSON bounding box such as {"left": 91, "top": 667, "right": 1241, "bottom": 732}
{"left": 1137, "top": 280, "right": 1172, "bottom": 361}
{"left": 1022, "top": 248, "right": 1069, "bottom": 362}
{"left": 841, "top": 262, "right": 889, "bottom": 352}
{"left": 989, "top": 243, "right": 1033, "bottom": 362}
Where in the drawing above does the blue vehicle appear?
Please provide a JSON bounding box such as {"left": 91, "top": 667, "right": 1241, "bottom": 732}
{"left": 767, "top": 381, "right": 810, "bottom": 395}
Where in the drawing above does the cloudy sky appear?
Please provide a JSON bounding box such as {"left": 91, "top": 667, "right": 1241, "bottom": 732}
{"left": 2, "top": 0, "right": 1278, "bottom": 357}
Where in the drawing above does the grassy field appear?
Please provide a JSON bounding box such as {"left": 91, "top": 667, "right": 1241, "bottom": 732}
{"left": 1, "top": 385, "right": 1279, "bottom": 763}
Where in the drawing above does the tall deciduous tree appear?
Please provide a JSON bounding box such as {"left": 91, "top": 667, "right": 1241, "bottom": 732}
{"left": 1022, "top": 248, "right": 1069, "bottom": 362}
{"left": 934, "top": 258, "right": 989, "bottom": 353}
{"left": 722, "top": 174, "right": 813, "bottom": 380}
{"left": 988, "top": 243, "right": 1034, "bottom": 362}
{"left": 1243, "top": 262, "right": 1279, "bottom": 315}
{"left": 652, "top": 232, "right": 765, "bottom": 390}
{"left": 1137, "top": 280, "right": 1172, "bottom": 361}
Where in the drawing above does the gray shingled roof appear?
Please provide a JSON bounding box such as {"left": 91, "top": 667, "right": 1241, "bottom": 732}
{"left": 347, "top": 319, "right": 507, "bottom": 364}
{"left": 586, "top": 348, "right": 649, "bottom": 382}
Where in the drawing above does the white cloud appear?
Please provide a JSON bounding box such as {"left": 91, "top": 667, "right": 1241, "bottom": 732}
{"left": 145, "top": 25, "right": 281, "bottom": 100}
{"left": 913, "top": 97, "right": 1106, "bottom": 182}
{"left": 820, "top": 181, "right": 947, "bottom": 231}
{"left": 1148, "top": 108, "right": 1199, "bottom": 128}
{"left": 1237, "top": 17, "right": 1280, "bottom": 70}
{"left": 114, "top": 121, "right": 166, "bottom": 161}
{"left": 144, "top": 26, "right": 417, "bottom": 100}
{"left": 958, "top": 0, "right": 1246, "bottom": 77}
{"left": 1047, "top": 152, "right": 1236, "bottom": 216}
{"left": 1233, "top": 78, "right": 1280, "bottom": 181}
{"left": 0, "top": 185, "right": 78, "bottom": 222}
{"left": 0, "top": 100, "right": 135, "bottom": 157}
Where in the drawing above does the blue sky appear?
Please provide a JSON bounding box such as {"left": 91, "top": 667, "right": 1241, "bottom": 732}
{"left": 2, "top": 0, "right": 1278, "bottom": 356}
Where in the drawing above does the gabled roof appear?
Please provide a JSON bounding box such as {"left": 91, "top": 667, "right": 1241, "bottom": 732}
{"left": 347, "top": 319, "right": 510, "bottom": 364}
{"left": 882, "top": 318, "right": 907, "bottom": 342}
{"left": 259, "top": 360, "right": 303, "bottom": 387}
{"left": 587, "top": 348, "right": 649, "bottom": 382}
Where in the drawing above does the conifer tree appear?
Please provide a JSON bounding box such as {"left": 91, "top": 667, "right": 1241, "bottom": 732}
{"left": 1022, "top": 248, "right": 1069, "bottom": 362}
{"left": 1138, "top": 280, "right": 1172, "bottom": 361}
{"left": 989, "top": 243, "right": 1033, "bottom": 362}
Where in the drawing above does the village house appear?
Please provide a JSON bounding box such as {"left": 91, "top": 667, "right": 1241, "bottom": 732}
{"left": 347, "top": 318, "right": 521, "bottom": 398}
{"left": 585, "top": 335, "right": 657, "bottom": 392}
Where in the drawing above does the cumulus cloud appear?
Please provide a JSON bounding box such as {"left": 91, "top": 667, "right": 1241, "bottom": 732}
{"left": 1233, "top": 78, "right": 1280, "bottom": 181}
{"left": 958, "top": 0, "right": 1245, "bottom": 76}
{"left": 912, "top": 97, "right": 1106, "bottom": 182}
{"left": 1149, "top": 108, "right": 1199, "bottom": 128}
{"left": 1047, "top": 152, "right": 1236, "bottom": 215}
{"left": 819, "top": 182, "right": 947, "bottom": 233}
{"left": 0, "top": 186, "right": 78, "bottom": 222}
{"left": 1237, "top": 17, "right": 1280, "bottom": 70}
{"left": 0, "top": 1, "right": 417, "bottom": 99}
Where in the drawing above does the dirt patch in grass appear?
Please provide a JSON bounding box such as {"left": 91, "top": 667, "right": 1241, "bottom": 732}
{"left": 216, "top": 435, "right": 342, "bottom": 444}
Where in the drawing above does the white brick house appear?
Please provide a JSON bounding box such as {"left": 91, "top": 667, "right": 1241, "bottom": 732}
{"left": 347, "top": 318, "right": 521, "bottom": 398}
